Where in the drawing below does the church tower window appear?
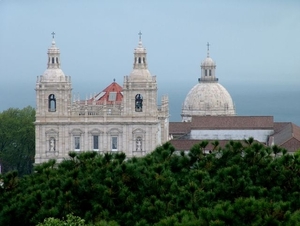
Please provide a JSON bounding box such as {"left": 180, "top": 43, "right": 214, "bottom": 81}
{"left": 135, "top": 94, "right": 143, "bottom": 112}
{"left": 111, "top": 137, "right": 118, "bottom": 151}
{"left": 93, "top": 135, "right": 99, "bottom": 151}
{"left": 138, "top": 57, "right": 141, "bottom": 64}
{"left": 48, "top": 94, "right": 56, "bottom": 112}
{"left": 52, "top": 57, "right": 54, "bottom": 64}
{"left": 74, "top": 136, "right": 80, "bottom": 151}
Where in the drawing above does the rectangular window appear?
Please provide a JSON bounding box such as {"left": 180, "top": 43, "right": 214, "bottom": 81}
{"left": 93, "top": 135, "right": 99, "bottom": 151}
{"left": 74, "top": 136, "right": 80, "bottom": 151}
{"left": 111, "top": 137, "right": 118, "bottom": 151}
{"left": 108, "top": 92, "right": 117, "bottom": 101}
{"left": 209, "top": 70, "right": 212, "bottom": 76}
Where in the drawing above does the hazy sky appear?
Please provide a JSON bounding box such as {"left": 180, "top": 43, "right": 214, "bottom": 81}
{"left": 0, "top": 1, "right": 299, "bottom": 123}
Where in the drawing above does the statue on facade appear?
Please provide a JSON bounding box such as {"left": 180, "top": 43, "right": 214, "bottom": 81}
{"left": 49, "top": 138, "right": 55, "bottom": 151}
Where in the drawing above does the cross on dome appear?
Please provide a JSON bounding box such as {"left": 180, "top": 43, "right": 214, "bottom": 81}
{"left": 133, "top": 31, "right": 148, "bottom": 70}
{"left": 207, "top": 42, "right": 210, "bottom": 57}
{"left": 51, "top": 32, "right": 56, "bottom": 39}
{"left": 138, "top": 31, "right": 142, "bottom": 42}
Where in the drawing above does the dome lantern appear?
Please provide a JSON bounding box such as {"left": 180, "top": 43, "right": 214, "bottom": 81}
{"left": 133, "top": 31, "right": 148, "bottom": 70}
{"left": 41, "top": 32, "right": 66, "bottom": 82}
{"left": 127, "top": 31, "right": 152, "bottom": 82}
{"left": 199, "top": 42, "right": 217, "bottom": 82}
{"left": 47, "top": 32, "right": 61, "bottom": 69}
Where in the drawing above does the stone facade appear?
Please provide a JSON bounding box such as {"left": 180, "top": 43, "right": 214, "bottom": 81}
{"left": 35, "top": 36, "right": 169, "bottom": 164}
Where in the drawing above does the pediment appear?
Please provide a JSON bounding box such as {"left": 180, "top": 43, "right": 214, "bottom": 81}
{"left": 132, "top": 128, "right": 146, "bottom": 134}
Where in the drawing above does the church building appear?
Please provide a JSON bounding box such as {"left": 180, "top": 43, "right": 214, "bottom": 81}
{"left": 181, "top": 43, "right": 235, "bottom": 122}
{"left": 35, "top": 33, "right": 169, "bottom": 164}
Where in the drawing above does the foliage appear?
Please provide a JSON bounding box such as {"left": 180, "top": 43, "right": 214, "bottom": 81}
{"left": 0, "top": 106, "right": 35, "bottom": 176}
{"left": 36, "top": 213, "right": 119, "bottom": 226}
{"left": 37, "top": 214, "right": 85, "bottom": 226}
{"left": 1, "top": 139, "right": 300, "bottom": 225}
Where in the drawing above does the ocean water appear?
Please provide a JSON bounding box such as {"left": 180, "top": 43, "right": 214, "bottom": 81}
{"left": 232, "top": 88, "right": 300, "bottom": 126}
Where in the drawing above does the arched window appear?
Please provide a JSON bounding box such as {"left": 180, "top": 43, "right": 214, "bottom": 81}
{"left": 56, "top": 57, "right": 59, "bottom": 64}
{"left": 138, "top": 57, "right": 141, "bottom": 64}
{"left": 143, "top": 57, "right": 145, "bottom": 64}
{"left": 48, "top": 94, "right": 56, "bottom": 112}
{"left": 135, "top": 94, "right": 143, "bottom": 112}
{"left": 136, "top": 137, "right": 142, "bottom": 151}
{"left": 52, "top": 57, "right": 54, "bottom": 64}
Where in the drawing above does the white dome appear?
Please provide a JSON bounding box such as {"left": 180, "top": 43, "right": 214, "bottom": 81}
{"left": 181, "top": 82, "right": 235, "bottom": 121}
{"left": 201, "top": 57, "right": 215, "bottom": 67}
{"left": 128, "top": 69, "right": 152, "bottom": 82}
{"left": 41, "top": 68, "right": 66, "bottom": 82}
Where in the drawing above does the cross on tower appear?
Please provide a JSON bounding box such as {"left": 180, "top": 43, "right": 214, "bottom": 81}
{"left": 207, "top": 42, "right": 210, "bottom": 57}
{"left": 138, "top": 31, "right": 142, "bottom": 41}
{"left": 51, "top": 32, "right": 56, "bottom": 39}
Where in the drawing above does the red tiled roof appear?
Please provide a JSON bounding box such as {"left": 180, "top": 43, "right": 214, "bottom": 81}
{"left": 89, "top": 81, "right": 123, "bottom": 104}
{"left": 191, "top": 116, "right": 274, "bottom": 129}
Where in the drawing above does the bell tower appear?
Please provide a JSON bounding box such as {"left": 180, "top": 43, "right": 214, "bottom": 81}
{"left": 35, "top": 32, "right": 72, "bottom": 118}
{"left": 123, "top": 32, "right": 158, "bottom": 117}
{"left": 35, "top": 33, "right": 72, "bottom": 164}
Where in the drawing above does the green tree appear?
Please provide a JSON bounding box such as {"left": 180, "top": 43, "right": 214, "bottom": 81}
{"left": 37, "top": 214, "right": 86, "bottom": 226}
{"left": 0, "top": 106, "right": 35, "bottom": 176}
{"left": 1, "top": 140, "right": 300, "bottom": 225}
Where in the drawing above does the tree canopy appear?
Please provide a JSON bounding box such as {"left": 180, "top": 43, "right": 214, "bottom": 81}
{"left": 1, "top": 140, "right": 300, "bottom": 225}
{"left": 0, "top": 106, "right": 35, "bottom": 176}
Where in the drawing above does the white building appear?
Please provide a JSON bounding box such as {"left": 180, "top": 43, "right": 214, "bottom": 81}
{"left": 181, "top": 43, "right": 235, "bottom": 122}
{"left": 35, "top": 35, "right": 169, "bottom": 164}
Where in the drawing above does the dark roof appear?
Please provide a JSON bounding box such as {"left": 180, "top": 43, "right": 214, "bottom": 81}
{"left": 293, "top": 124, "right": 300, "bottom": 141}
{"left": 169, "top": 122, "right": 191, "bottom": 134}
{"left": 273, "top": 123, "right": 300, "bottom": 146}
{"left": 191, "top": 116, "right": 274, "bottom": 129}
{"left": 170, "top": 139, "right": 254, "bottom": 151}
{"left": 273, "top": 122, "right": 290, "bottom": 133}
